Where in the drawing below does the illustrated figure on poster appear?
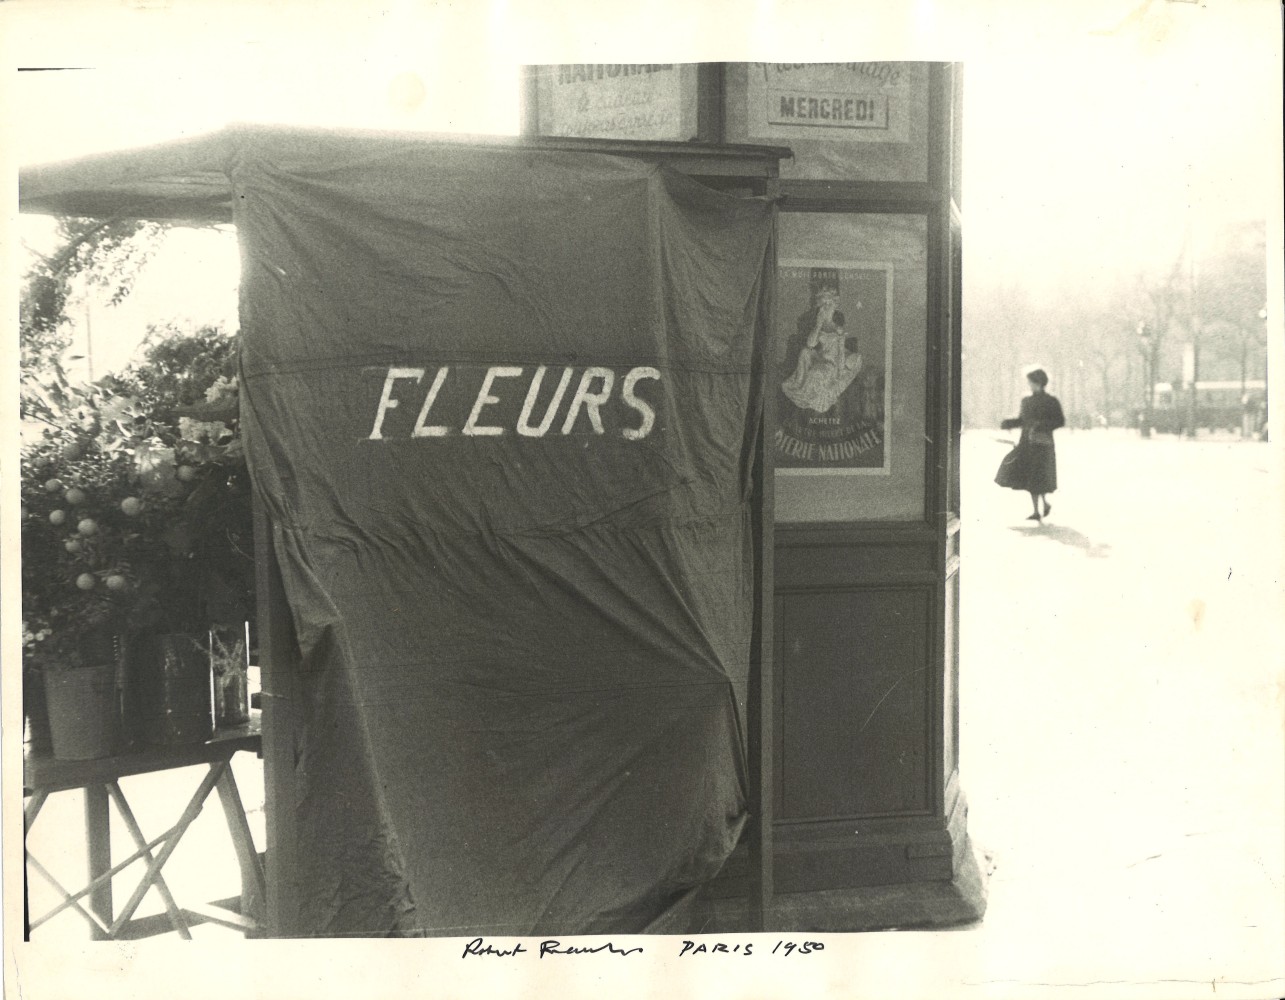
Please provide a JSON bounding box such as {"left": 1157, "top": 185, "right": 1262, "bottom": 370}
{"left": 781, "top": 283, "right": 864, "bottom": 414}
{"left": 994, "top": 366, "right": 1065, "bottom": 523}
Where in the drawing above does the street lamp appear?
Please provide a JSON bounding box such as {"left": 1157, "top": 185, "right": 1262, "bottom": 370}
{"left": 1259, "top": 303, "right": 1269, "bottom": 439}
{"left": 1077, "top": 358, "right": 1086, "bottom": 429}
{"left": 1238, "top": 312, "right": 1262, "bottom": 435}
{"left": 1138, "top": 321, "right": 1154, "bottom": 438}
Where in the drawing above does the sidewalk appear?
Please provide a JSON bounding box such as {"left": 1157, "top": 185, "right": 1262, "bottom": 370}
{"left": 957, "top": 427, "right": 1284, "bottom": 990}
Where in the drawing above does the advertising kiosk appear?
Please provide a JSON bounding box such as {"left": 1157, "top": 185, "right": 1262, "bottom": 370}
{"left": 525, "top": 62, "right": 980, "bottom": 930}
{"left": 21, "top": 69, "right": 979, "bottom": 930}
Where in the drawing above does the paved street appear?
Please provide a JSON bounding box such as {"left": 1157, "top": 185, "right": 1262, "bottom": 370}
{"left": 19, "top": 428, "right": 1285, "bottom": 995}
{"left": 957, "top": 427, "right": 1284, "bottom": 992}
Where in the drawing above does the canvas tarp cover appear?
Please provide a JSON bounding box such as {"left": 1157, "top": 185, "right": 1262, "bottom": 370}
{"left": 231, "top": 133, "right": 773, "bottom": 936}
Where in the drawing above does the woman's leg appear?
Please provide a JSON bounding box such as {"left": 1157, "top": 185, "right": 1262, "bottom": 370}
{"left": 1027, "top": 492, "right": 1042, "bottom": 521}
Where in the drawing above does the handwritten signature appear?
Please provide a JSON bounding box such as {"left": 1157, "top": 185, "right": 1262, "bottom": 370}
{"left": 462, "top": 937, "right": 826, "bottom": 960}
{"left": 463, "top": 938, "right": 644, "bottom": 959}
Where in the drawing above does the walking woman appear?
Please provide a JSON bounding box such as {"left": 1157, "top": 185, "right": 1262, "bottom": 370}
{"left": 995, "top": 367, "right": 1065, "bottom": 522}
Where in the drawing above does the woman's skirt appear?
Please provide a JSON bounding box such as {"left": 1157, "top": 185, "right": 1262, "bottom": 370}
{"left": 995, "top": 442, "right": 1057, "bottom": 494}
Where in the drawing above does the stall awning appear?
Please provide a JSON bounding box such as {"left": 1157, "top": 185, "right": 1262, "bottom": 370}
{"left": 19, "top": 123, "right": 790, "bottom": 223}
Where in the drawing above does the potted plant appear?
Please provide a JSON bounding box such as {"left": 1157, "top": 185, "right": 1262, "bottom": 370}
{"left": 105, "top": 328, "right": 255, "bottom": 745}
{"left": 210, "top": 623, "right": 252, "bottom": 728}
{"left": 20, "top": 609, "right": 124, "bottom": 761}
{"left": 21, "top": 325, "right": 255, "bottom": 754}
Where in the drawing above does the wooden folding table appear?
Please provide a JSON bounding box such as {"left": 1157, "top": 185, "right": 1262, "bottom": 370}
{"left": 23, "top": 715, "right": 265, "bottom": 940}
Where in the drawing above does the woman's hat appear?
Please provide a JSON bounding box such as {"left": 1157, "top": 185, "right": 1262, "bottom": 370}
{"left": 1023, "top": 366, "right": 1049, "bottom": 387}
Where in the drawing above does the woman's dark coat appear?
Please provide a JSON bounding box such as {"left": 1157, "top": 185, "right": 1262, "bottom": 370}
{"left": 995, "top": 391, "right": 1065, "bottom": 494}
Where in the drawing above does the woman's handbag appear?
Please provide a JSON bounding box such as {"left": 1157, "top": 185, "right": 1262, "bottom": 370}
{"left": 994, "top": 443, "right": 1024, "bottom": 488}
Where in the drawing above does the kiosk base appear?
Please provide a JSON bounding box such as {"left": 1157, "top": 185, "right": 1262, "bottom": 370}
{"left": 691, "top": 834, "right": 988, "bottom": 933}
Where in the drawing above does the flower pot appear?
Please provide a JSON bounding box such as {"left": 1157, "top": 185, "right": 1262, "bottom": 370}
{"left": 44, "top": 663, "right": 123, "bottom": 761}
{"left": 127, "top": 632, "right": 215, "bottom": 746}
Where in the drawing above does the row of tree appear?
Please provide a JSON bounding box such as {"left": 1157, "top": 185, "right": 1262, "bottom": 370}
{"left": 963, "top": 220, "right": 1268, "bottom": 431}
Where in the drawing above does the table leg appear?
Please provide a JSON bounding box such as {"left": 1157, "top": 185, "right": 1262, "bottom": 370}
{"left": 25, "top": 791, "right": 49, "bottom": 829}
{"left": 215, "top": 764, "right": 266, "bottom": 932}
{"left": 107, "top": 782, "right": 192, "bottom": 940}
{"left": 108, "top": 762, "right": 224, "bottom": 936}
{"left": 26, "top": 855, "right": 112, "bottom": 936}
{"left": 29, "top": 825, "right": 175, "bottom": 933}
{"left": 24, "top": 790, "right": 48, "bottom": 939}
{"left": 84, "top": 785, "right": 112, "bottom": 940}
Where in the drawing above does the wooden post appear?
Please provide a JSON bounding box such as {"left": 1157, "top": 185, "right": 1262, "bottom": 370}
{"left": 696, "top": 64, "right": 726, "bottom": 142}
{"left": 747, "top": 177, "right": 780, "bottom": 930}
{"left": 253, "top": 501, "right": 301, "bottom": 937}
{"left": 215, "top": 767, "right": 268, "bottom": 931}
{"left": 518, "top": 66, "right": 541, "bottom": 136}
{"left": 83, "top": 785, "right": 112, "bottom": 939}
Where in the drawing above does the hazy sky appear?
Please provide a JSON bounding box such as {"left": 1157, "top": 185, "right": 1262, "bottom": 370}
{"left": 5, "top": 0, "right": 1281, "bottom": 368}
{"left": 962, "top": 0, "right": 1278, "bottom": 299}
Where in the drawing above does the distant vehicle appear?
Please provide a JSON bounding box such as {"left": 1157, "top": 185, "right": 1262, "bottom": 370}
{"left": 1140, "top": 380, "right": 1267, "bottom": 436}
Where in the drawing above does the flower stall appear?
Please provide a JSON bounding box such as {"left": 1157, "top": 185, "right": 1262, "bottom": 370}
{"left": 19, "top": 125, "right": 788, "bottom": 940}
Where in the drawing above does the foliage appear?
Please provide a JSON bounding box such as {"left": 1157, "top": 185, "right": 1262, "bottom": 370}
{"left": 20, "top": 327, "right": 254, "bottom": 671}
{"left": 19, "top": 217, "right": 169, "bottom": 385}
{"left": 20, "top": 216, "right": 252, "bottom": 672}
{"left": 962, "top": 219, "right": 1269, "bottom": 428}
{"left": 1193, "top": 224, "right": 1268, "bottom": 382}
{"left": 106, "top": 325, "right": 241, "bottom": 424}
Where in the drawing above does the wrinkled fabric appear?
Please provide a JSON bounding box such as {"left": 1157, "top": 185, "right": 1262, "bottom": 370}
{"left": 232, "top": 132, "right": 773, "bottom": 936}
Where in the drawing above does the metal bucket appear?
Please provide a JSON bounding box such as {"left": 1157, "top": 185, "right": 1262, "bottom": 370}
{"left": 44, "top": 663, "right": 123, "bottom": 761}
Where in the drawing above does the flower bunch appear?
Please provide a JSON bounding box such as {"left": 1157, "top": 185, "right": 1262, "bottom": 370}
{"left": 20, "top": 326, "right": 254, "bottom": 670}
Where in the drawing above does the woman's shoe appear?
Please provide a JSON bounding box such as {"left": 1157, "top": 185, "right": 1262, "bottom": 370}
{"left": 1026, "top": 513, "right": 1042, "bottom": 522}
{"left": 1042, "top": 500, "right": 1052, "bottom": 517}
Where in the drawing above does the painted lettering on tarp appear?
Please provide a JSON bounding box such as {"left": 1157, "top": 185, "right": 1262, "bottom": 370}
{"left": 367, "top": 364, "right": 662, "bottom": 441}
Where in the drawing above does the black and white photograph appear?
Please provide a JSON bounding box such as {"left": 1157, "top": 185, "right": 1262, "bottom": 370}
{"left": 3, "top": 2, "right": 1283, "bottom": 999}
